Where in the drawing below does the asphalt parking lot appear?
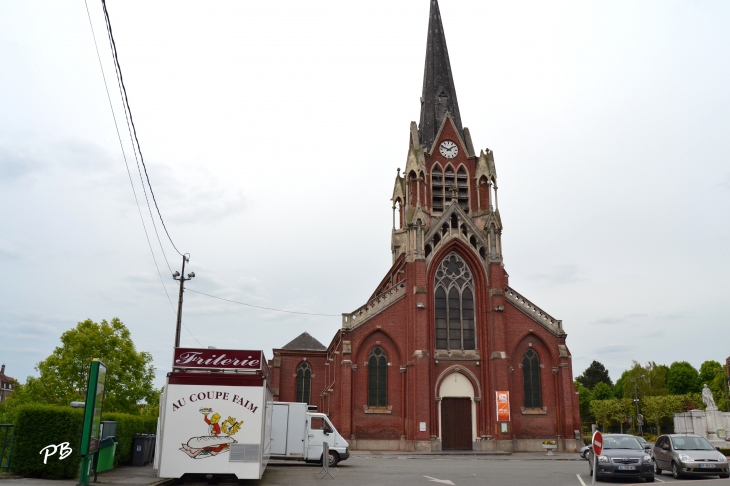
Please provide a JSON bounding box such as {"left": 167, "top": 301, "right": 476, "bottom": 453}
{"left": 185, "top": 454, "right": 730, "bottom": 486}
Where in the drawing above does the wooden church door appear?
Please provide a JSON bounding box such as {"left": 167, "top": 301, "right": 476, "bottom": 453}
{"left": 441, "top": 397, "right": 472, "bottom": 450}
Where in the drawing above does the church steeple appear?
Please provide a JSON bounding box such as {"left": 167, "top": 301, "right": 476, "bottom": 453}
{"left": 418, "top": 0, "right": 464, "bottom": 154}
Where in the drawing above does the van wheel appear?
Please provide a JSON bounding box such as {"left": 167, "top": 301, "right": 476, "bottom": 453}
{"left": 326, "top": 451, "right": 339, "bottom": 467}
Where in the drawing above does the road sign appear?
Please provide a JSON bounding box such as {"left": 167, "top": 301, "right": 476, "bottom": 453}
{"left": 592, "top": 431, "right": 603, "bottom": 456}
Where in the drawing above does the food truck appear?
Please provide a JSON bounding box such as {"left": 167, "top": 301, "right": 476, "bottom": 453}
{"left": 156, "top": 348, "right": 273, "bottom": 481}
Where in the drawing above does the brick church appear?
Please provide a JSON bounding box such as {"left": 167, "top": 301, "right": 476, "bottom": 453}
{"left": 269, "top": 0, "right": 581, "bottom": 453}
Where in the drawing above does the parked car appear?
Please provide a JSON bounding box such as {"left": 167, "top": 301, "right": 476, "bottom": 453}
{"left": 652, "top": 434, "right": 729, "bottom": 479}
{"left": 580, "top": 435, "right": 648, "bottom": 459}
{"left": 587, "top": 434, "right": 654, "bottom": 482}
{"left": 580, "top": 444, "right": 590, "bottom": 459}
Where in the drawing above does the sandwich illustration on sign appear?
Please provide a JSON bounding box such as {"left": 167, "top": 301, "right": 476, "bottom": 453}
{"left": 180, "top": 408, "right": 243, "bottom": 459}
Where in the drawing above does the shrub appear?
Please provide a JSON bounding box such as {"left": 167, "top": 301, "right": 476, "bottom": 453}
{"left": 11, "top": 404, "right": 84, "bottom": 479}
{"left": 719, "top": 448, "right": 730, "bottom": 457}
{"left": 9, "top": 405, "right": 158, "bottom": 478}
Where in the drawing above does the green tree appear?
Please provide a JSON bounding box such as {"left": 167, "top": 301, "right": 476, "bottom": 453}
{"left": 589, "top": 399, "right": 613, "bottom": 432}
{"left": 699, "top": 360, "right": 723, "bottom": 384}
{"left": 576, "top": 361, "right": 613, "bottom": 390}
{"left": 608, "top": 398, "right": 633, "bottom": 434}
{"left": 7, "top": 318, "right": 155, "bottom": 414}
{"left": 593, "top": 382, "right": 614, "bottom": 400}
{"left": 641, "top": 395, "right": 683, "bottom": 436}
{"left": 575, "top": 382, "right": 593, "bottom": 420}
{"left": 666, "top": 361, "right": 701, "bottom": 395}
{"left": 620, "top": 361, "right": 668, "bottom": 399}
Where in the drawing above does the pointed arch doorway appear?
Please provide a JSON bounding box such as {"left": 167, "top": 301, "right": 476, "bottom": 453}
{"left": 438, "top": 372, "right": 475, "bottom": 450}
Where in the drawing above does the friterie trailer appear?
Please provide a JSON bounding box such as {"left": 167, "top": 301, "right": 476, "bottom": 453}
{"left": 157, "top": 348, "right": 273, "bottom": 481}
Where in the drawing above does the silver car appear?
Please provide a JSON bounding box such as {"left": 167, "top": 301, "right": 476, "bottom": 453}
{"left": 587, "top": 434, "right": 655, "bottom": 482}
{"left": 652, "top": 434, "right": 729, "bottom": 479}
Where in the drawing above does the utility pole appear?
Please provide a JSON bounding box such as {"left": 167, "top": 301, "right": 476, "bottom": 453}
{"left": 172, "top": 254, "right": 194, "bottom": 348}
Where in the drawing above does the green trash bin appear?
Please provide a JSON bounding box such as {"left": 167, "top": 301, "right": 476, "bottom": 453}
{"left": 95, "top": 437, "right": 117, "bottom": 472}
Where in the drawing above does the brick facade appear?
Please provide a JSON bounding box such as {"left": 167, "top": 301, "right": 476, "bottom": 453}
{"left": 269, "top": 0, "right": 581, "bottom": 453}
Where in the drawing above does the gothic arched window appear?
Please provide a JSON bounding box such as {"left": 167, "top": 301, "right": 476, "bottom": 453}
{"left": 434, "top": 252, "right": 476, "bottom": 351}
{"left": 295, "top": 362, "right": 312, "bottom": 404}
{"left": 368, "top": 347, "right": 388, "bottom": 407}
{"left": 522, "top": 349, "right": 542, "bottom": 408}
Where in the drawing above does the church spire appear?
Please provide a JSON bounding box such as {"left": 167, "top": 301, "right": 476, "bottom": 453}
{"left": 418, "top": 0, "right": 464, "bottom": 153}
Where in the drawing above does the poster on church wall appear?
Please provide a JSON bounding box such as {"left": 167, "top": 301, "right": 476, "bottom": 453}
{"left": 496, "top": 391, "right": 510, "bottom": 422}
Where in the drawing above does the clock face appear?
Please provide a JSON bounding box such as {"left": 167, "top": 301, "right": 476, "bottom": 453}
{"left": 439, "top": 140, "right": 458, "bottom": 159}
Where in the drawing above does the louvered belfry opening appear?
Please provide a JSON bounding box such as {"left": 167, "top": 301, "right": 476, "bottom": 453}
{"left": 295, "top": 361, "right": 312, "bottom": 404}
{"left": 522, "top": 349, "right": 542, "bottom": 408}
{"left": 434, "top": 252, "right": 476, "bottom": 351}
{"left": 432, "top": 166, "right": 444, "bottom": 212}
{"left": 457, "top": 167, "right": 469, "bottom": 212}
{"left": 368, "top": 347, "right": 388, "bottom": 407}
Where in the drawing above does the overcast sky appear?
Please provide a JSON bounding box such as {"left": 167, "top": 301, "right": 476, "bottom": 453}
{"left": 1, "top": 0, "right": 729, "bottom": 390}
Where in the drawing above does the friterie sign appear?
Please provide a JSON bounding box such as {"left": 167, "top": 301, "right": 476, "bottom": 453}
{"left": 173, "top": 348, "right": 263, "bottom": 371}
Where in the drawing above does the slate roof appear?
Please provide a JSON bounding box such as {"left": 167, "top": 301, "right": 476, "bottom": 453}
{"left": 281, "top": 332, "right": 326, "bottom": 351}
{"left": 419, "top": 0, "right": 464, "bottom": 153}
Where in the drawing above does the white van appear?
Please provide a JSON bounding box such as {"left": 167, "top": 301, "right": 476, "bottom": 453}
{"left": 270, "top": 402, "right": 349, "bottom": 466}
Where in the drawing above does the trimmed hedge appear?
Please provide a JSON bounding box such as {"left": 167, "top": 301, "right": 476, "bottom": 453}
{"left": 720, "top": 448, "right": 730, "bottom": 457}
{"left": 11, "top": 404, "right": 84, "bottom": 479}
{"left": 10, "top": 405, "right": 158, "bottom": 479}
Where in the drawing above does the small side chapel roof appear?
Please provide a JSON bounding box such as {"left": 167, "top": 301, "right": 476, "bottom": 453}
{"left": 281, "top": 332, "right": 326, "bottom": 351}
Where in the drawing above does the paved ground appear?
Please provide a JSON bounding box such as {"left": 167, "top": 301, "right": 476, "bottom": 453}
{"left": 2, "top": 454, "right": 728, "bottom": 486}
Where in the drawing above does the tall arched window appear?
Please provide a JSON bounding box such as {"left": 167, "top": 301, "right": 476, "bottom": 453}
{"left": 434, "top": 252, "right": 475, "bottom": 351}
{"left": 295, "top": 362, "right": 312, "bottom": 404}
{"left": 368, "top": 347, "right": 387, "bottom": 407}
{"left": 522, "top": 349, "right": 542, "bottom": 408}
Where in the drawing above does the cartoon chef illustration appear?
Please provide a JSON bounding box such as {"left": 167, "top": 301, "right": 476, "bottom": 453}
{"left": 203, "top": 412, "right": 222, "bottom": 436}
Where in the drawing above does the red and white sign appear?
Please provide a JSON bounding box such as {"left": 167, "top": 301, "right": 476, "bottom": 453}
{"left": 173, "top": 348, "right": 263, "bottom": 371}
{"left": 496, "top": 391, "right": 510, "bottom": 422}
{"left": 592, "top": 431, "right": 603, "bottom": 456}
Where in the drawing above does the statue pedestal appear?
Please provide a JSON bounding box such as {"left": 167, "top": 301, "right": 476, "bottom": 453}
{"left": 706, "top": 409, "right": 724, "bottom": 440}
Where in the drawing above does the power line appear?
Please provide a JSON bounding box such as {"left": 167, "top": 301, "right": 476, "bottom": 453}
{"left": 187, "top": 289, "right": 341, "bottom": 317}
{"left": 84, "top": 0, "right": 202, "bottom": 347}
{"left": 100, "top": 0, "right": 184, "bottom": 259}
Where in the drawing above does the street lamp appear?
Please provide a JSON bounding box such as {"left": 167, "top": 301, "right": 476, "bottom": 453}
{"left": 172, "top": 254, "right": 195, "bottom": 349}
{"left": 631, "top": 375, "right": 645, "bottom": 436}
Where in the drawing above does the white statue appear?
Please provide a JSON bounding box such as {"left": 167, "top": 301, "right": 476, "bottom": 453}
{"left": 702, "top": 384, "right": 717, "bottom": 411}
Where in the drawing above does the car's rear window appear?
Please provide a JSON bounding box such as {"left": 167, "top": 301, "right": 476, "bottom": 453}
{"left": 671, "top": 436, "right": 715, "bottom": 451}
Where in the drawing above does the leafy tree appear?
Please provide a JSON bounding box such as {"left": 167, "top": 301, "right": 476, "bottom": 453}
{"left": 699, "top": 360, "right": 723, "bottom": 384}
{"left": 608, "top": 398, "right": 633, "bottom": 434}
{"left": 666, "top": 361, "right": 701, "bottom": 395}
{"left": 576, "top": 361, "right": 613, "bottom": 390}
{"left": 620, "top": 361, "right": 668, "bottom": 398}
{"left": 641, "top": 395, "right": 684, "bottom": 436}
{"left": 593, "top": 382, "right": 614, "bottom": 400}
{"left": 7, "top": 318, "right": 155, "bottom": 414}
{"left": 575, "top": 382, "right": 593, "bottom": 420}
{"left": 589, "top": 399, "right": 613, "bottom": 432}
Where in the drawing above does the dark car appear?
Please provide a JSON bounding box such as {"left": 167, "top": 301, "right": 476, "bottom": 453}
{"left": 580, "top": 435, "right": 648, "bottom": 459}
{"left": 587, "top": 434, "right": 654, "bottom": 482}
{"left": 652, "top": 434, "right": 729, "bottom": 479}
